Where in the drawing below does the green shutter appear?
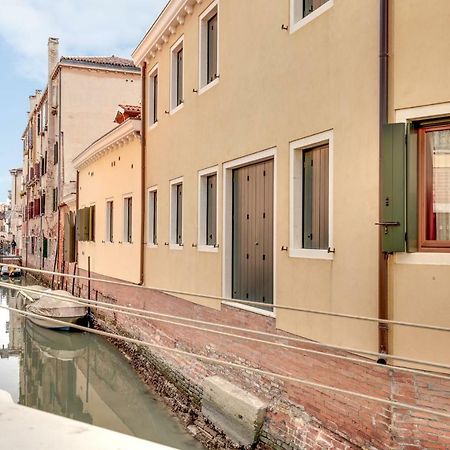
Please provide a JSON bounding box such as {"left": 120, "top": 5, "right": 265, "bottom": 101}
{"left": 406, "top": 122, "right": 418, "bottom": 252}
{"left": 43, "top": 238, "right": 48, "bottom": 258}
{"left": 89, "top": 205, "right": 95, "bottom": 242}
{"left": 381, "top": 123, "right": 406, "bottom": 252}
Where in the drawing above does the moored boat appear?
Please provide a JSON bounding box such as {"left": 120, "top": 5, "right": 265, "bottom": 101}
{"left": 26, "top": 290, "right": 89, "bottom": 331}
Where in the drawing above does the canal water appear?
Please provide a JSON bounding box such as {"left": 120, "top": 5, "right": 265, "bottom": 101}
{"left": 0, "top": 279, "right": 204, "bottom": 449}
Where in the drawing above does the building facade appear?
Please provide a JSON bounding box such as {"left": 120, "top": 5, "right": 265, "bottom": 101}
{"left": 9, "top": 168, "right": 24, "bottom": 255}
{"left": 21, "top": 38, "right": 141, "bottom": 275}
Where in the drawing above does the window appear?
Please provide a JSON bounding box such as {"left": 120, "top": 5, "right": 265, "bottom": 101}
{"left": 40, "top": 193, "right": 46, "bottom": 215}
{"left": 170, "top": 36, "right": 184, "bottom": 112}
{"left": 170, "top": 178, "right": 183, "bottom": 248}
{"left": 88, "top": 205, "right": 95, "bottom": 242}
{"left": 106, "top": 200, "right": 113, "bottom": 243}
{"left": 54, "top": 142, "right": 59, "bottom": 164}
{"left": 124, "top": 196, "right": 133, "bottom": 243}
{"left": 290, "top": 130, "right": 333, "bottom": 259}
{"left": 199, "top": 1, "right": 219, "bottom": 92}
{"left": 52, "top": 188, "right": 58, "bottom": 212}
{"left": 43, "top": 237, "right": 48, "bottom": 258}
{"left": 149, "top": 65, "right": 158, "bottom": 126}
{"left": 291, "top": 0, "right": 333, "bottom": 32}
{"left": 198, "top": 167, "right": 218, "bottom": 250}
{"left": 419, "top": 124, "right": 450, "bottom": 251}
{"left": 148, "top": 188, "right": 158, "bottom": 246}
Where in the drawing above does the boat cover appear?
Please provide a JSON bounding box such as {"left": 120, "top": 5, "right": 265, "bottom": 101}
{"left": 21, "top": 285, "right": 49, "bottom": 302}
{"left": 27, "top": 291, "right": 87, "bottom": 318}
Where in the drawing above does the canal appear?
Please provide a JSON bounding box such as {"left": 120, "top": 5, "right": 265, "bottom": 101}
{"left": 0, "top": 279, "right": 204, "bottom": 450}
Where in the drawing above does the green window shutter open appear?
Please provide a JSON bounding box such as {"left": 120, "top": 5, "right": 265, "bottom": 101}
{"left": 381, "top": 123, "right": 406, "bottom": 252}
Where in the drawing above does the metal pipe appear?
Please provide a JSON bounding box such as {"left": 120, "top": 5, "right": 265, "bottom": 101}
{"left": 378, "top": 0, "right": 389, "bottom": 360}
{"left": 139, "top": 61, "right": 147, "bottom": 285}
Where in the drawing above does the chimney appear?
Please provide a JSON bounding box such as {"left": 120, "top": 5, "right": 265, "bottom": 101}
{"left": 48, "top": 37, "right": 59, "bottom": 79}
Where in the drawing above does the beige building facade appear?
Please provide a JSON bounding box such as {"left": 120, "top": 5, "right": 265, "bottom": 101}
{"left": 9, "top": 168, "right": 24, "bottom": 255}
{"left": 125, "top": 0, "right": 450, "bottom": 366}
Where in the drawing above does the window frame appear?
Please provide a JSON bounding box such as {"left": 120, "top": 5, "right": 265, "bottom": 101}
{"left": 418, "top": 123, "right": 450, "bottom": 252}
{"left": 147, "top": 186, "right": 158, "bottom": 247}
{"left": 170, "top": 35, "right": 185, "bottom": 114}
{"left": 148, "top": 63, "right": 159, "bottom": 128}
{"left": 123, "top": 195, "right": 133, "bottom": 244}
{"left": 290, "top": 0, "right": 334, "bottom": 34}
{"left": 198, "top": 0, "right": 219, "bottom": 95}
{"left": 289, "top": 130, "right": 334, "bottom": 260}
{"left": 198, "top": 166, "right": 219, "bottom": 252}
{"left": 106, "top": 199, "right": 114, "bottom": 243}
{"left": 169, "top": 177, "right": 184, "bottom": 250}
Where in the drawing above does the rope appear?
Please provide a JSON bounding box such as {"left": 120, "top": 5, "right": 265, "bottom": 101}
{"left": 8, "top": 264, "right": 450, "bottom": 333}
{"left": 1, "top": 303, "right": 449, "bottom": 420}
{"left": 6, "top": 282, "right": 450, "bottom": 374}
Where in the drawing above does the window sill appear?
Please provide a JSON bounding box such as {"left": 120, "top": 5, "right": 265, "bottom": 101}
{"left": 169, "top": 103, "right": 184, "bottom": 116}
{"left": 198, "top": 77, "right": 219, "bottom": 96}
{"left": 223, "top": 301, "right": 275, "bottom": 318}
{"left": 147, "top": 243, "right": 158, "bottom": 249}
{"left": 198, "top": 244, "right": 219, "bottom": 253}
{"left": 289, "top": 248, "right": 333, "bottom": 260}
{"left": 290, "top": 0, "right": 334, "bottom": 34}
{"left": 149, "top": 121, "right": 158, "bottom": 131}
{"left": 169, "top": 244, "right": 183, "bottom": 251}
{"left": 395, "top": 252, "right": 450, "bottom": 266}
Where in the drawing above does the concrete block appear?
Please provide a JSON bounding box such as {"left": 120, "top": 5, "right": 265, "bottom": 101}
{"left": 202, "top": 376, "right": 267, "bottom": 446}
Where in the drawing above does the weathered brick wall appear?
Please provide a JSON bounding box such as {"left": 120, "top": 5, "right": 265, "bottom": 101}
{"left": 66, "top": 269, "right": 450, "bottom": 449}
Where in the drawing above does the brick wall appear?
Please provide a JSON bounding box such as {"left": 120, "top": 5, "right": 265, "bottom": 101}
{"left": 64, "top": 268, "right": 450, "bottom": 449}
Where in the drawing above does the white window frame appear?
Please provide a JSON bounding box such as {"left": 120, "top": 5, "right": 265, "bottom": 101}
{"left": 148, "top": 63, "right": 159, "bottom": 129}
{"left": 290, "top": 0, "right": 334, "bottom": 34}
{"left": 198, "top": 165, "right": 219, "bottom": 252}
{"left": 147, "top": 186, "right": 158, "bottom": 247}
{"left": 123, "top": 194, "right": 133, "bottom": 244}
{"left": 169, "top": 177, "right": 184, "bottom": 250}
{"left": 105, "top": 198, "right": 114, "bottom": 243}
{"left": 170, "top": 35, "right": 184, "bottom": 114}
{"left": 198, "top": 0, "right": 219, "bottom": 95}
{"left": 289, "top": 130, "right": 334, "bottom": 260}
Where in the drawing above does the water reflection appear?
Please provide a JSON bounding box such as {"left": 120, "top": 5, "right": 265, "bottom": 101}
{"left": 0, "top": 282, "right": 203, "bottom": 450}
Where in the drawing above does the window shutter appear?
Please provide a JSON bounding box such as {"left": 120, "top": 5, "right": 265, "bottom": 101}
{"left": 207, "top": 174, "right": 217, "bottom": 245}
{"left": 64, "top": 212, "right": 76, "bottom": 262}
{"left": 177, "top": 185, "right": 183, "bottom": 245}
{"left": 43, "top": 237, "right": 48, "bottom": 258}
{"left": 82, "top": 208, "right": 90, "bottom": 241}
{"left": 207, "top": 14, "right": 218, "bottom": 83}
{"left": 381, "top": 123, "right": 406, "bottom": 252}
{"left": 406, "top": 122, "right": 418, "bottom": 252}
{"left": 89, "top": 205, "right": 95, "bottom": 242}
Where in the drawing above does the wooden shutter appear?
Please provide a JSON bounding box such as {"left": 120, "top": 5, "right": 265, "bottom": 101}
{"left": 381, "top": 123, "right": 406, "bottom": 252}
{"left": 207, "top": 174, "right": 217, "bottom": 245}
{"left": 406, "top": 122, "right": 418, "bottom": 252}
{"left": 88, "top": 205, "right": 95, "bottom": 242}
{"left": 153, "top": 73, "right": 158, "bottom": 123}
{"left": 176, "top": 48, "right": 183, "bottom": 106}
{"left": 81, "top": 207, "right": 90, "bottom": 241}
{"left": 176, "top": 184, "right": 183, "bottom": 245}
{"left": 43, "top": 237, "right": 48, "bottom": 258}
{"left": 207, "top": 14, "right": 218, "bottom": 83}
{"left": 302, "top": 145, "right": 329, "bottom": 250}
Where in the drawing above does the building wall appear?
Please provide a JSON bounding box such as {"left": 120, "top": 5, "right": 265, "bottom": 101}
{"left": 142, "top": 0, "right": 381, "bottom": 351}
{"left": 77, "top": 135, "right": 141, "bottom": 284}
{"left": 60, "top": 68, "right": 141, "bottom": 201}
{"left": 388, "top": 0, "right": 450, "bottom": 366}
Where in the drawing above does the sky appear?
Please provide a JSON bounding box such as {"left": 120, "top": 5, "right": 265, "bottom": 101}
{"left": 0, "top": 0, "right": 167, "bottom": 202}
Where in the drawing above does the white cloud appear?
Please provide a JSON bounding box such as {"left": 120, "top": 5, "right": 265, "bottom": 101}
{"left": 0, "top": 0, "right": 168, "bottom": 82}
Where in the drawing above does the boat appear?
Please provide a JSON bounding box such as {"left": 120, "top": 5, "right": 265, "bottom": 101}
{"left": 26, "top": 290, "right": 89, "bottom": 331}
{"left": 8, "top": 267, "right": 22, "bottom": 278}
{"left": 1, "top": 266, "right": 8, "bottom": 277}
{"left": 19, "top": 285, "right": 49, "bottom": 304}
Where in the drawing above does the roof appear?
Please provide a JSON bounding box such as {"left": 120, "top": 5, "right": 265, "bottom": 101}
{"left": 59, "top": 55, "right": 140, "bottom": 73}
{"left": 115, "top": 104, "right": 141, "bottom": 123}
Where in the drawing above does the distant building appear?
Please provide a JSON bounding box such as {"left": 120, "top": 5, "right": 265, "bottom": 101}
{"left": 21, "top": 38, "right": 141, "bottom": 274}
{"left": 9, "top": 168, "right": 24, "bottom": 256}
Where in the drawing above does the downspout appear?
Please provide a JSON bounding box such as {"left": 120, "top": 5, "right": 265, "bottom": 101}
{"left": 139, "top": 61, "right": 147, "bottom": 285}
{"left": 378, "top": 0, "right": 389, "bottom": 361}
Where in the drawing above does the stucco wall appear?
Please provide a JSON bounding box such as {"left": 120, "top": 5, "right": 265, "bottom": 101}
{"left": 142, "top": 0, "right": 381, "bottom": 351}
{"left": 78, "top": 135, "right": 141, "bottom": 284}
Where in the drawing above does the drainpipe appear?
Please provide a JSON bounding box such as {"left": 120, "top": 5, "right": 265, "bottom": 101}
{"left": 139, "top": 61, "right": 147, "bottom": 285}
{"left": 378, "top": 0, "right": 389, "bottom": 361}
